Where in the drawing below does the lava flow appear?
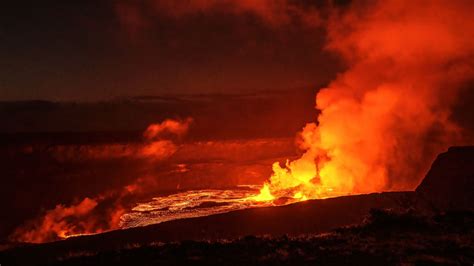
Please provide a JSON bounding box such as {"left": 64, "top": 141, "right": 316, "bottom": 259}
{"left": 121, "top": 186, "right": 274, "bottom": 228}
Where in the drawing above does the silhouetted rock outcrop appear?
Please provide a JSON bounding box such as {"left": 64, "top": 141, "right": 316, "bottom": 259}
{"left": 416, "top": 146, "right": 474, "bottom": 210}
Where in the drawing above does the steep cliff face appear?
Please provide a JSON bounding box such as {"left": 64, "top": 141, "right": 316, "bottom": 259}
{"left": 416, "top": 146, "right": 474, "bottom": 210}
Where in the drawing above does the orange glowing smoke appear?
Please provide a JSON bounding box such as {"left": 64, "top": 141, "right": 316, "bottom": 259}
{"left": 143, "top": 118, "right": 192, "bottom": 140}
{"left": 10, "top": 193, "right": 128, "bottom": 243}
{"left": 10, "top": 118, "right": 192, "bottom": 243}
{"left": 139, "top": 118, "right": 192, "bottom": 158}
{"left": 48, "top": 118, "right": 192, "bottom": 162}
{"left": 255, "top": 0, "right": 474, "bottom": 202}
{"left": 10, "top": 198, "right": 99, "bottom": 243}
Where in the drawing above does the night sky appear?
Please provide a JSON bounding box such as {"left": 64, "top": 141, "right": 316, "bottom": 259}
{"left": 0, "top": 0, "right": 341, "bottom": 101}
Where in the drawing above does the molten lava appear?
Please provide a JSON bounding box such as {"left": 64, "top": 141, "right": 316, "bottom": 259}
{"left": 121, "top": 186, "right": 273, "bottom": 228}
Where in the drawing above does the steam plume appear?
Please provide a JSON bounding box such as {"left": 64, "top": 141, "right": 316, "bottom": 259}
{"left": 263, "top": 0, "right": 474, "bottom": 199}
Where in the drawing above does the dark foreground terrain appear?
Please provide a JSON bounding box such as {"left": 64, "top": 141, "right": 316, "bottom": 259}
{"left": 2, "top": 210, "right": 473, "bottom": 265}
{"left": 1, "top": 146, "right": 473, "bottom": 265}
{"left": 43, "top": 210, "right": 474, "bottom": 265}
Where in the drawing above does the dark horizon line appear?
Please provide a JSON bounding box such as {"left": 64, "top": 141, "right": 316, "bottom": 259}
{"left": 0, "top": 85, "right": 321, "bottom": 104}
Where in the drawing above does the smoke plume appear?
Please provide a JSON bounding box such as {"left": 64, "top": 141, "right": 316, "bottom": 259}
{"left": 264, "top": 0, "right": 474, "bottom": 199}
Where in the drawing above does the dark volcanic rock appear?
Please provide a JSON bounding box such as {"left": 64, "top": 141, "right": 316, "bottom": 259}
{"left": 416, "top": 146, "right": 474, "bottom": 210}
